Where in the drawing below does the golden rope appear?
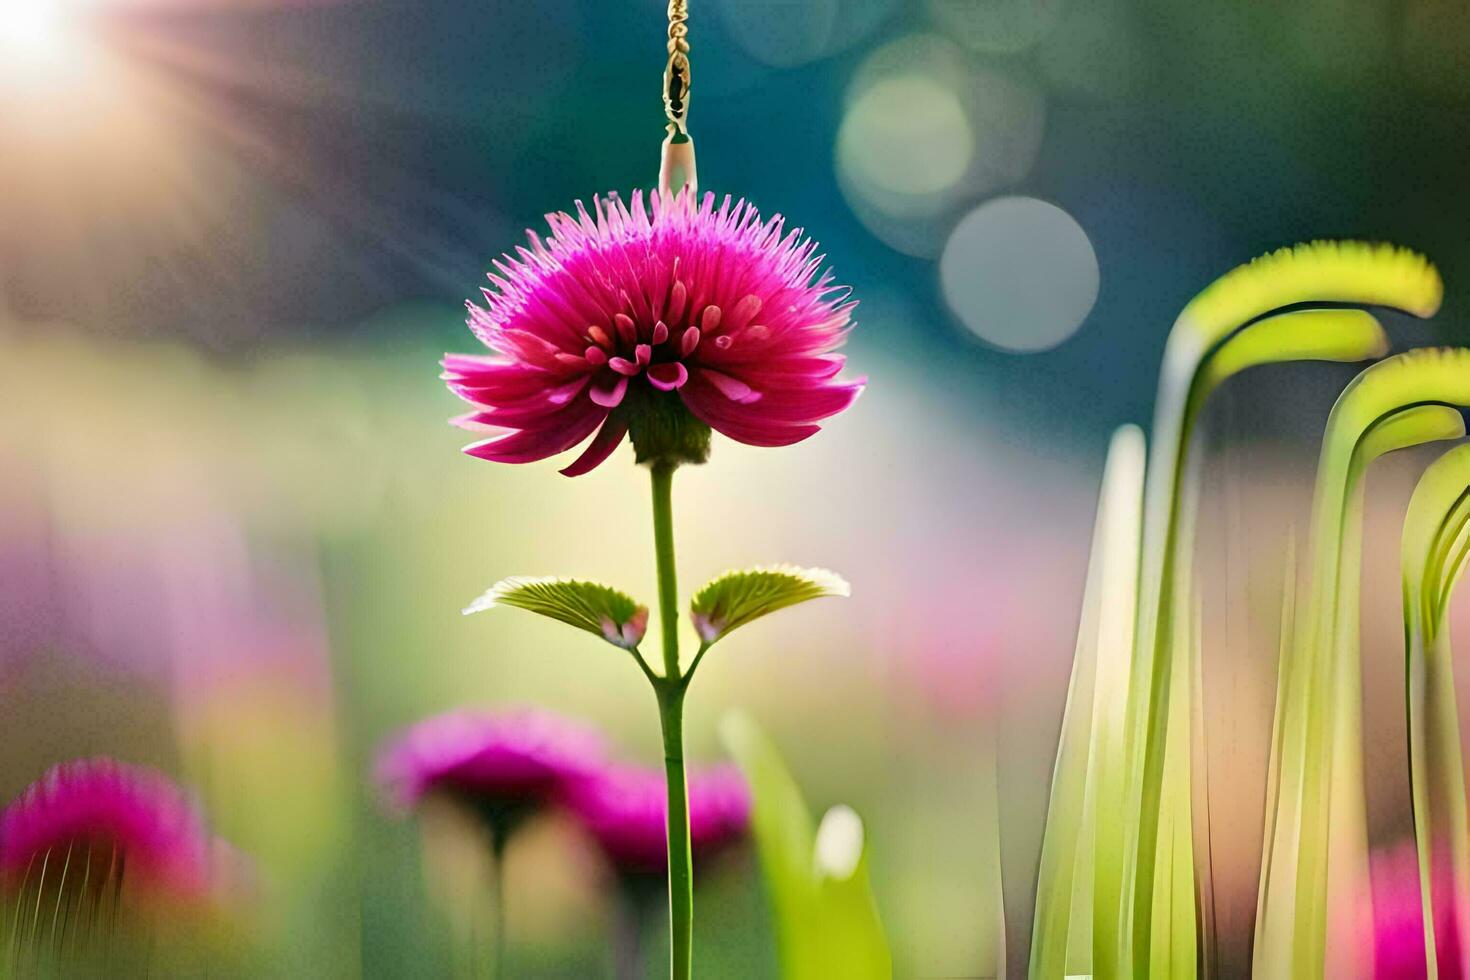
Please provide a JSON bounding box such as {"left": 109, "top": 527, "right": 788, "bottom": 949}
{"left": 663, "top": 0, "right": 691, "bottom": 138}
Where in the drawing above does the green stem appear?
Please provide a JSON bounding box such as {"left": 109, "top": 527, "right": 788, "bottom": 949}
{"left": 649, "top": 461, "right": 693, "bottom": 980}
{"left": 659, "top": 689, "right": 693, "bottom": 980}
{"left": 490, "top": 829, "right": 507, "bottom": 980}
{"left": 651, "top": 462, "right": 682, "bottom": 681}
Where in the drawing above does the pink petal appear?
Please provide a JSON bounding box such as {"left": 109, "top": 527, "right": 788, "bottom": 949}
{"left": 560, "top": 414, "right": 631, "bottom": 477}
{"left": 614, "top": 313, "right": 637, "bottom": 345}
{"left": 463, "top": 404, "right": 607, "bottom": 464}
{"left": 652, "top": 321, "right": 669, "bottom": 345}
{"left": 686, "top": 407, "right": 819, "bottom": 447}
{"left": 752, "top": 355, "right": 847, "bottom": 382}
{"left": 666, "top": 280, "right": 688, "bottom": 324}
{"left": 647, "top": 362, "right": 690, "bottom": 391}
{"left": 589, "top": 374, "right": 629, "bottom": 408}
{"left": 443, "top": 376, "right": 564, "bottom": 405}
{"left": 546, "top": 375, "right": 592, "bottom": 405}
{"left": 441, "top": 353, "right": 511, "bottom": 377}
{"left": 450, "top": 412, "right": 505, "bottom": 433}
{"left": 679, "top": 372, "right": 825, "bottom": 447}
{"left": 442, "top": 359, "right": 557, "bottom": 397}
{"left": 608, "top": 357, "right": 641, "bottom": 377}
{"left": 694, "top": 367, "right": 761, "bottom": 404}
{"left": 680, "top": 328, "right": 701, "bottom": 357}
{"left": 726, "top": 294, "right": 761, "bottom": 331}
{"left": 458, "top": 401, "right": 565, "bottom": 427}
{"left": 729, "top": 381, "right": 863, "bottom": 423}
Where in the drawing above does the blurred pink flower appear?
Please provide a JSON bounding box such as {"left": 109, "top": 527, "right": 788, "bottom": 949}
{"left": 566, "top": 763, "right": 750, "bottom": 877}
{"left": 376, "top": 709, "right": 605, "bottom": 828}
{"left": 0, "top": 759, "right": 213, "bottom": 903}
{"left": 1371, "top": 839, "right": 1465, "bottom": 979}
{"left": 444, "top": 188, "right": 864, "bottom": 475}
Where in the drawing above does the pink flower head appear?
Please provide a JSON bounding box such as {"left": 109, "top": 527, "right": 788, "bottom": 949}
{"left": 0, "top": 759, "right": 213, "bottom": 903}
{"left": 376, "top": 709, "right": 605, "bottom": 824}
{"left": 567, "top": 763, "right": 750, "bottom": 877}
{"left": 445, "top": 189, "right": 864, "bottom": 475}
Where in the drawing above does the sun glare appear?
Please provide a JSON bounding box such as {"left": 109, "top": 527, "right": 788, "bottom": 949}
{"left": 0, "top": 1, "right": 77, "bottom": 69}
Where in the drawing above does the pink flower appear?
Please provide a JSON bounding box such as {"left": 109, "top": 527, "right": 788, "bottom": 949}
{"left": 0, "top": 759, "right": 213, "bottom": 903}
{"left": 376, "top": 709, "right": 605, "bottom": 823}
{"left": 444, "top": 189, "right": 864, "bottom": 475}
{"left": 566, "top": 763, "right": 750, "bottom": 877}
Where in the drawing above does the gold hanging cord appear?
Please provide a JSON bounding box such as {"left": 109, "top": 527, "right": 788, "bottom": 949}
{"left": 659, "top": 0, "right": 697, "bottom": 194}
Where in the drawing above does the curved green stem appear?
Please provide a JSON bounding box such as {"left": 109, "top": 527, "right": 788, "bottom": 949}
{"left": 649, "top": 461, "right": 693, "bottom": 979}
{"left": 679, "top": 642, "right": 712, "bottom": 692}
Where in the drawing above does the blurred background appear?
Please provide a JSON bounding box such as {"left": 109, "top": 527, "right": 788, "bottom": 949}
{"left": 4, "top": 0, "right": 1470, "bottom": 975}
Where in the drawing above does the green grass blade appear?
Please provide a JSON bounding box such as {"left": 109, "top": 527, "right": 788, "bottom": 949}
{"left": 813, "top": 806, "right": 892, "bottom": 977}
{"left": 1257, "top": 350, "right": 1470, "bottom": 977}
{"left": 1401, "top": 444, "right": 1470, "bottom": 977}
{"left": 1030, "top": 425, "right": 1145, "bottom": 980}
{"left": 1121, "top": 244, "right": 1437, "bottom": 977}
{"left": 720, "top": 711, "right": 890, "bottom": 979}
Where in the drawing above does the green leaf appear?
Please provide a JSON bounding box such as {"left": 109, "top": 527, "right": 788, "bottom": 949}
{"left": 462, "top": 576, "right": 648, "bottom": 649}
{"left": 690, "top": 565, "right": 849, "bottom": 644}
{"left": 720, "top": 711, "right": 890, "bottom": 980}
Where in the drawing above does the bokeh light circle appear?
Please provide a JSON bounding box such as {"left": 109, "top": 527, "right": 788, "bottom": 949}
{"left": 939, "top": 196, "right": 1099, "bottom": 353}
{"left": 835, "top": 34, "right": 1045, "bottom": 258}
{"left": 837, "top": 75, "right": 973, "bottom": 196}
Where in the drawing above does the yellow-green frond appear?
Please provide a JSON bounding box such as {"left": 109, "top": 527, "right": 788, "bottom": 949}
{"left": 1403, "top": 444, "right": 1470, "bottom": 640}
{"left": 1194, "top": 308, "right": 1388, "bottom": 405}
{"left": 1178, "top": 241, "right": 1442, "bottom": 348}
{"left": 1326, "top": 348, "right": 1470, "bottom": 464}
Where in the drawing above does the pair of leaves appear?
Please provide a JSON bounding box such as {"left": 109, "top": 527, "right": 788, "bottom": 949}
{"left": 719, "top": 711, "right": 890, "bottom": 980}
{"left": 463, "top": 565, "right": 848, "bottom": 663}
